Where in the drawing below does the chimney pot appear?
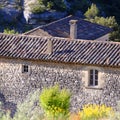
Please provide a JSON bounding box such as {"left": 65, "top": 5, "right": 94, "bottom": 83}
{"left": 69, "top": 20, "right": 78, "bottom": 39}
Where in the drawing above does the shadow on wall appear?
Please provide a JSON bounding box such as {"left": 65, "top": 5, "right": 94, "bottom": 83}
{"left": 0, "top": 92, "right": 17, "bottom": 118}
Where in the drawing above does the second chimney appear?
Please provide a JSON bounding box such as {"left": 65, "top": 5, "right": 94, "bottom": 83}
{"left": 46, "top": 39, "right": 53, "bottom": 55}
{"left": 69, "top": 20, "right": 78, "bottom": 39}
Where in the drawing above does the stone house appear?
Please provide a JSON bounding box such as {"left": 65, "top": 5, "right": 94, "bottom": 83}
{"left": 0, "top": 32, "right": 120, "bottom": 111}
{"left": 25, "top": 15, "right": 112, "bottom": 41}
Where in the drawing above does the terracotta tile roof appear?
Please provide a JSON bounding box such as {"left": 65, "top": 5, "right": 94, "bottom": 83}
{"left": 24, "top": 15, "right": 112, "bottom": 40}
{"left": 0, "top": 33, "right": 119, "bottom": 67}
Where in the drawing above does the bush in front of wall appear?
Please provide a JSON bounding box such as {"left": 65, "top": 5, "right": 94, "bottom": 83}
{"left": 39, "top": 85, "right": 71, "bottom": 119}
{"left": 79, "top": 104, "right": 113, "bottom": 120}
{"left": 0, "top": 90, "right": 44, "bottom": 120}
{"left": 109, "top": 101, "right": 120, "bottom": 120}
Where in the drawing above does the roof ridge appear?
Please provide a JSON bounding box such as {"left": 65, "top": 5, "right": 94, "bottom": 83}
{"left": 24, "top": 15, "right": 73, "bottom": 35}
{"left": 0, "top": 33, "right": 120, "bottom": 45}
{"left": 53, "top": 36, "right": 120, "bottom": 45}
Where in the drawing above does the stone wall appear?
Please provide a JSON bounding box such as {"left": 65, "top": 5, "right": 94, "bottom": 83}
{"left": 0, "top": 58, "right": 120, "bottom": 111}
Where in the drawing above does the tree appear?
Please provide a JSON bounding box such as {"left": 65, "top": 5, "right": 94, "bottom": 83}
{"left": 84, "top": 4, "right": 120, "bottom": 42}
{"left": 92, "top": 16, "right": 120, "bottom": 41}
{"left": 84, "top": 4, "right": 99, "bottom": 20}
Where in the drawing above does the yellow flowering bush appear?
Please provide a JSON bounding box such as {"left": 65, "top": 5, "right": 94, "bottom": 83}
{"left": 79, "top": 104, "right": 113, "bottom": 120}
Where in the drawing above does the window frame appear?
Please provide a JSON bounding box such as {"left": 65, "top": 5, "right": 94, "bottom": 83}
{"left": 89, "top": 69, "right": 98, "bottom": 86}
{"left": 82, "top": 66, "right": 104, "bottom": 89}
{"left": 22, "top": 65, "right": 29, "bottom": 73}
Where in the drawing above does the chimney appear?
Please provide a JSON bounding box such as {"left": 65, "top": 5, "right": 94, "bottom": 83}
{"left": 69, "top": 20, "right": 78, "bottom": 39}
{"left": 46, "top": 39, "right": 52, "bottom": 55}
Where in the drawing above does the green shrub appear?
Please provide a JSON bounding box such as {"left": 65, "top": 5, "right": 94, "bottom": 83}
{"left": 0, "top": 87, "right": 70, "bottom": 120}
{"left": 3, "top": 28, "right": 18, "bottom": 34}
{"left": 29, "top": 3, "right": 46, "bottom": 14}
{"left": 41, "top": 0, "right": 66, "bottom": 11}
{"left": 30, "top": 0, "right": 67, "bottom": 13}
{"left": 40, "top": 85, "right": 71, "bottom": 119}
{"left": 84, "top": 3, "right": 99, "bottom": 19}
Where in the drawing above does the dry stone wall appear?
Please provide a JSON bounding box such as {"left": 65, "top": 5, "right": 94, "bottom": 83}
{"left": 0, "top": 58, "right": 120, "bottom": 111}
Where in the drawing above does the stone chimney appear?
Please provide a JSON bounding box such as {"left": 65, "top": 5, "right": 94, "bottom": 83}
{"left": 69, "top": 20, "right": 78, "bottom": 39}
{"left": 46, "top": 39, "right": 52, "bottom": 55}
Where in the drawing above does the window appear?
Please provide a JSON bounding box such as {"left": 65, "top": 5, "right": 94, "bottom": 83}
{"left": 89, "top": 69, "right": 98, "bottom": 86}
{"left": 22, "top": 65, "right": 29, "bottom": 73}
{"left": 82, "top": 67, "right": 103, "bottom": 89}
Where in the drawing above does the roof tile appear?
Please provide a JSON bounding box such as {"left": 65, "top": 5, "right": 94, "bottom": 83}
{"left": 0, "top": 33, "right": 120, "bottom": 67}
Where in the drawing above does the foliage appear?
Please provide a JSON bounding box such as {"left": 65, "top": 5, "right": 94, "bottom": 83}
{"left": 30, "top": 0, "right": 67, "bottom": 14}
{"left": 40, "top": 85, "right": 71, "bottom": 119}
{"left": 41, "top": 0, "right": 66, "bottom": 11}
{"left": 0, "top": 101, "right": 10, "bottom": 120}
{"left": 91, "top": 16, "right": 118, "bottom": 28}
{"left": 79, "top": 104, "right": 112, "bottom": 120}
{"left": 0, "top": 90, "right": 44, "bottom": 120}
{"left": 109, "top": 101, "right": 120, "bottom": 120}
{"left": 89, "top": 16, "right": 120, "bottom": 41}
{"left": 109, "top": 112, "right": 120, "bottom": 120}
{"left": 91, "top": 0, "right": 120, "bottom": 24}
{"left": 85, "top": 4, "right": 120, "bottom": 42}
{"left": 13, "top": 90, "right": 43, "bottom": 120}
{"left": 29, "top": 2, "right": 46, "bottom": 14}
{"left": 3, "top": 28, "right": 18, "bottom": 34}
{"left": 84, "top": 4, "right": 99, "bottom": 19}
{"left": 14, "top": 0, "right": 23, "bottom": 11}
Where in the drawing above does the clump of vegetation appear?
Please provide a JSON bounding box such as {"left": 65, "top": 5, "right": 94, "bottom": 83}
{"left": 4, "top": 28, "right": 18, "bottom": 34}
{"left": 41, "top": 0, "right": 67, "bottom": 11}
{"left": 0, "top": 87, "right": 119, "bottom": 120}
{"left": 84, "top": 3, "right": 120, "bottom": 42}
{"left": 14, "top": 0, "right": 23, "bottom": 11}
{"left": 109, "top": 112, "right": 120, "bottom": 120}
{"left": 91, "top": 0, "right": 120, "bottom": 24}
{"left": 30, "top": 0, "right": 67, "bottom": 14}
{"left": 40, "top": 85, "right": 71, "bottom": 119}
{"left": 109, "top": 101, "right": 120, "bottom": 120}
{"left": 0, "top": 84, "right": 119, "bottom": 120}
{"left": 29, "top": 2, "right": 46, "bottom": 14}
{"left": 79, "top": 104, "right": 113, "bottom": 120}
{"left": 84, "top": 4, "right": 99, "bottom": 19}
{"left": 0, "top": 90, "right": 44, "bottom": 120}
